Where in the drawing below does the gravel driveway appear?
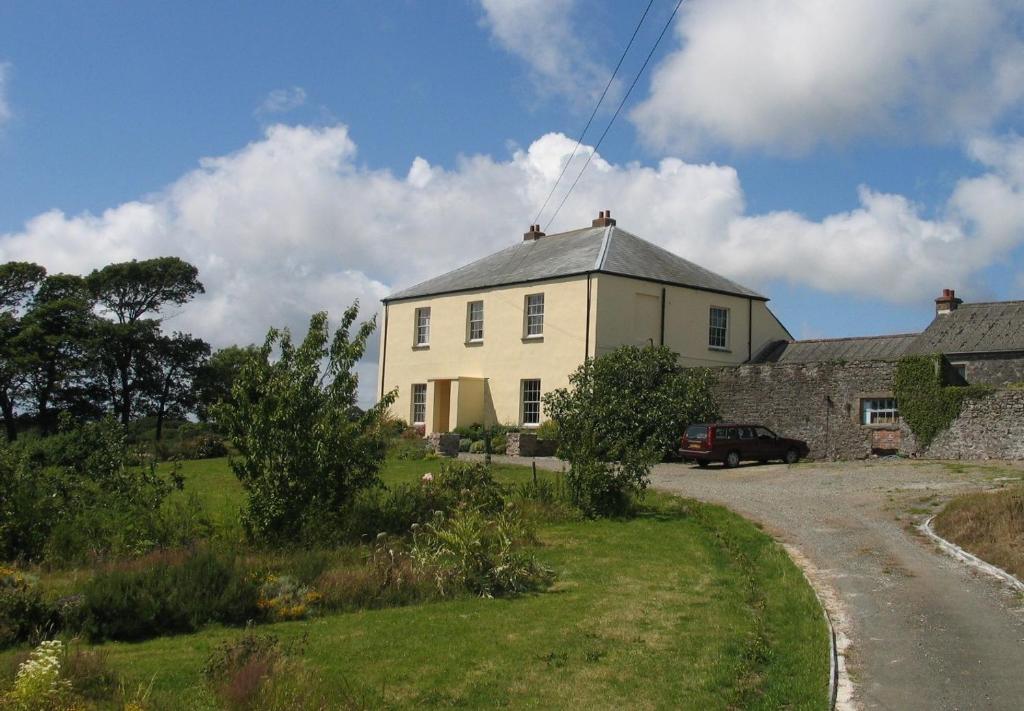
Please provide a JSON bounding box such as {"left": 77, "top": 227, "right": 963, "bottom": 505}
{"left": 476, "top": 454, "right": 1024, "bottom": 709}
{"left": 648, "top": 459, "right": 1024, "bottom": 710}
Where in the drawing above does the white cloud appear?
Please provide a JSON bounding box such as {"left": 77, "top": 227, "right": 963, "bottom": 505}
{"left": 256, "top": 86, "right": 307, "bottom": 116}
{"left": 0, "top": 62, "right": 12, "bottom": 128}
{"left": 476, "top": 0, "right": 607, "bottom": 104}
{"left": 2, "top": 126, "right": 1023, "bottom": 404}
{"left": 631, "top": 0, "right": 1024, "bottom": 153}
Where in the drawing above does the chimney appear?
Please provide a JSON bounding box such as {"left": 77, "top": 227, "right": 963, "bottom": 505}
{"left": 935, "top": 288, "right": 962, "bottom": 316}
{"left": 523, "top": 224, "right": 545, "bottom": 241}
{"left": 591, "top": 209, "right": 616, "bottom": 227}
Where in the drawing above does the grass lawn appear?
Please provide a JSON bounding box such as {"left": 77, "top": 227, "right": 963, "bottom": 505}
{"left": 16, "top": 456, "right": 830, "bottom": 709}
{"left": 933, "top": 484, "right": 1024, "bottom": 580}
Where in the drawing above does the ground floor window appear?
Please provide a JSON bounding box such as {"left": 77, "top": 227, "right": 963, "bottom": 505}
{"left": 411, "top": 383, "right": 427, "bottom": 424}
{"left": 861, "top": 397, "right": 899, "bottom": 425}
{"left": 521, "top": 379, "right": 541, "bottom": 425}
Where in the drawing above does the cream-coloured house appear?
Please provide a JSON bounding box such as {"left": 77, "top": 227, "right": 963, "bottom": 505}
{"left": 377, "top": 211, "right": 791, "bottom": 434}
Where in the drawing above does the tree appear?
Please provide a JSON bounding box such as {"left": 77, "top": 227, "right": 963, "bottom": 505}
{"left": 214, "top": 304, "right": 397, "bottom": 542}
{"left": 13, "top": 274, "right": 96, "bottom": 435}
{"left": 543, "top": 345, "right": 718, "bottom": 516}
{"left": 144, "top": 333, "right": 211, "bottom": 440}
{"left": 193, "top": 345, "right": 260, "bottom": 422}
{"left": 87, "top": 257, "right": 204, "bottom": 425}
{"left": 0, "top": 262, "right": 47, "bottom": 441}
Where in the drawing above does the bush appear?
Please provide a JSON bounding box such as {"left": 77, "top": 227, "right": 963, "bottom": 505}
{"left": 435, "top": 460, "right": 504, "bottom": 514}
{"left": 0, "top": 568, "right": 55, "bottom": 649}
{"left": 535, "top": 419, "right": 559, "bottom": 441}
{"left": 0, "top": 417, "right": 186, "bottom": 563}
{"left": 74, "top": 548, "right": 261, "bottom": 642}
{"left": 543, "top": 345, "right": 718, "bottom": 516}
{"left": 469, "top": 440, "right": 486, "bottom": 454}
{"left": 458, "top": 438, "right": 472, "bottom": 452}
{"left": 203, "top": 631, "right": 340, "bottom": 711}
{"left": 214, "top": 307, "right": 396, "bottom": 543}
{"left": 315, "top": 539, "right": 437, "bottom": 612}
{"left": 490, "top": 435, "right": 507, "bottom": 454}
{"left": 390, "top": 436, "right": 427, "bottom": 461}
{"left": 411, "top": 506, "right": 553, "bottom": 598}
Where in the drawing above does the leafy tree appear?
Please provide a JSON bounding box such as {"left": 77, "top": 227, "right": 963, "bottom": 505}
{"left": 144, "top": 333, "right": 211, "bottom": 440}
{"left": 543, "top": 345, "right": 718, "bottom": 516}
{"left": 87, "top": 257, "right": 204, "bottom": 425}
{"left": 13, "top": 274, "right": 96, "bottom": 435}
{"left": 0, "top": 263, "right": 46, "bottom": 441}
{"left": 194, "top": 345, "right": 260, "bottom": 422}
{"left": 215, "top": 305, "right": 396, "bottom": 543}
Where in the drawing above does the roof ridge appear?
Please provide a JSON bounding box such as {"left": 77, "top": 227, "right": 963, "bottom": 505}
{"left": 788, "top": 333, "right": 921, "bottom": 344}
{"left": 958, "top": 299, "right": 1024, "bottom": 307}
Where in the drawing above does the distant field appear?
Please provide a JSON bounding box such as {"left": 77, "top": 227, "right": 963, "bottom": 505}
{"left": 22, "top": 456, "right": 829, "bottom": 709}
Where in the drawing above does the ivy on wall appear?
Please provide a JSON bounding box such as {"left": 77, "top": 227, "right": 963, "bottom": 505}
{"left": 894, "top": 355, "right": 993, "bottom": 447}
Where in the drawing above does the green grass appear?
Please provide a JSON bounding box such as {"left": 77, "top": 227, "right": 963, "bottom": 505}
{"left": 12, "top": 456, "right": 829, "bottom": 709}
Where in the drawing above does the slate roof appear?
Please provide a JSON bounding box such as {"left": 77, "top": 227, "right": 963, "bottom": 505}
{"left": 384, "top": 225, "right": 765, "bottom": 302}
{"left": 909, "top": 301, "right": 1024, "bottom": 355}
{"left": 751, "top": 334, "right": 919, "bottom": 364}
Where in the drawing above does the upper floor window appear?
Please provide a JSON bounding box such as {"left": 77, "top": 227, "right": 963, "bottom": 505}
{"left": 522, "top": 379, "right": 541, "bottom": 425}
{"left": 525, "top": 293, "right": 544, "bottom": 337}
{"left": 414, "top": 307, "right": 431, "bottom": 346}
{"left": 709, "top": 307, "right": 729, "bottom": 349}
{"left": 411, "top": 383, "right": 427, "bottom": 424}
{"left": 861, "top": 398, "right": 899, "bottom": 425}
{"left": 467, "top": 300, "right": 484, "bottom": 342}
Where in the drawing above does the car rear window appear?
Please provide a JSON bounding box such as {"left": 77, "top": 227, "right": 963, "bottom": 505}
{"left": 685, "top": 425, "right": 708, "bottom": 439}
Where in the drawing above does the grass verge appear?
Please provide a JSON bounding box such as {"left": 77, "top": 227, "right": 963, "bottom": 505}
{"left": 932, "top": 484, "right": 1024, "bottom": 581}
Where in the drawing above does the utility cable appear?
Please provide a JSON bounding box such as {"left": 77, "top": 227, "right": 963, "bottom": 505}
{"left": 530, "top": 0, "right": 656, "bottom": 229}
{"left": 544, "top": 0, "right": 686, "bottom": 233}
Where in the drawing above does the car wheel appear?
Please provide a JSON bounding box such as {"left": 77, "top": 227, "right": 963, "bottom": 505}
{"left": 785, "top": 449, "right": 799, "bottom": 465}
{"left": 725, "top": 451, "right": 740, "bottom": 468}
{"left": 697, "top": 460, "right": 709, "bottom": 468}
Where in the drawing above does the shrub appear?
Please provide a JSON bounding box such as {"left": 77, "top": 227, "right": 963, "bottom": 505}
{"left": 435, "top": 460, "right": 504, "bottom": 514}
{"left": 3, "top": 640, "right": 73, "bottom": 710}
{"left": 490, "top": 435, "right": 507, "bottom": 454}
{"left": 257, "top": 575, "right": 320, "bottom": 621}
{"left": 469, "top": 440, "right": 486, "bottom": 454}
{"left": 75, "top": 548, "right": 261, "bottom": 642}
{"left": 458, "top": 438, "right": 472, "bottom": 452}
{"left": 315, "top": 539, "right": 437, "bottom": 611}
{"left": 543, "top": 345, "right": 717, "bottom": 516}
{"left": 0, "top": 417, "right": 185, "bottom": 563}
{"left": 203, "top": 631, "right": 341, "bottom": 711}
{"left": 390, "top": 436, "right": 427, "bottom": 461}
{"left": 0, "top": 568, "right": 55, "bottom": 649}
{"left": 214, "top": 306, "right": 396, "bottom": 543}
{"left": 513, "top": 477, "right": 576, "bottom": 522}
{"left": 412, "top": 506, "right": 553, "bottom": 598}
{"left": 535, "top": 419, "right": 559, "bottom": 441}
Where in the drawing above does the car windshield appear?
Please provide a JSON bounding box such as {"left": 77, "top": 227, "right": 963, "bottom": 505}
{"left": 685, "top": 425, "right": 708, "bottom": 439}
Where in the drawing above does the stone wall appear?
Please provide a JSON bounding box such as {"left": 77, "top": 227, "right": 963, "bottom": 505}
{"left": 919, "top": 389, "right": 1024, "bottom": 460}
{"left": 714, "top": 360, "right": 900, "bottom": 460}
{"left": 954, "top": 352, "right": 1024, "bottom": 387}
{"left": 425, "top": 432, "right": 460, "bottom": 457}
{"left": 506, "top": 432, "right": 559, "bottom": 457}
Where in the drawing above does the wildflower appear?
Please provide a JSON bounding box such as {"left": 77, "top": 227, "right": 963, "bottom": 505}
{"left": 421, "top": 472, "right": 434, "bottom": 484}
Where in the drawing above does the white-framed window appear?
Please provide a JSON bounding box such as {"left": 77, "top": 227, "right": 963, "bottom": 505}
{"left": 521, "top": 379, "right": 541, "bottom": 425}
{"left": 525, "top": 293, "right": 544, "bottom": 337}
{"left": 467, "top": 300, "right": 484, "bottom": 342}
{"left": 861, "top": 398, "right": 899, "bottom": 425}
{"left": 709, "top": 307, "right": 729, "bottom": 349}
{"left": 411, "top": 383, "right": 427, "bottom": 424}
{"left": 414, "top": 307, "right": 431, "bottom": 346}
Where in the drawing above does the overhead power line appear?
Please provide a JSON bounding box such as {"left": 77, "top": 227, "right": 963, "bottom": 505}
{"left": 543, "top": 0, "right": 686, "bottom": 233}
{"left": 530, "top": 0, "right": 656, "bottom": 228}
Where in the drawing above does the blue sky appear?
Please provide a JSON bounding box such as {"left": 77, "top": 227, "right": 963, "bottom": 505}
{"left": 1, "top": 0, "right": 1023, "bottom": 401}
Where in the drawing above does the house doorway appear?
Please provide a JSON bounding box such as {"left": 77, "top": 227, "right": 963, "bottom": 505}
{"left": 432, "top": 380, "right": 451, "bottom": 433}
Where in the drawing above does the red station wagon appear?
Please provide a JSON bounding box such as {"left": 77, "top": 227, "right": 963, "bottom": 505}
{"left": 680, "top": 423, "right": 809, "bottom": 468}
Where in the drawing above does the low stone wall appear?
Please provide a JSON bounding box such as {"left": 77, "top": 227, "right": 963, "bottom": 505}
{"left": 714, "top": 360, "right": 899, "bottom": 460}
{"left": 506, "top": 432, "right": 559, "bottom": 457}
{"left": 425, "top": 433, "right": 460, "bottom": 457}
{"left": 920, "top": 389, "right": 1024, "bottom": 460}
